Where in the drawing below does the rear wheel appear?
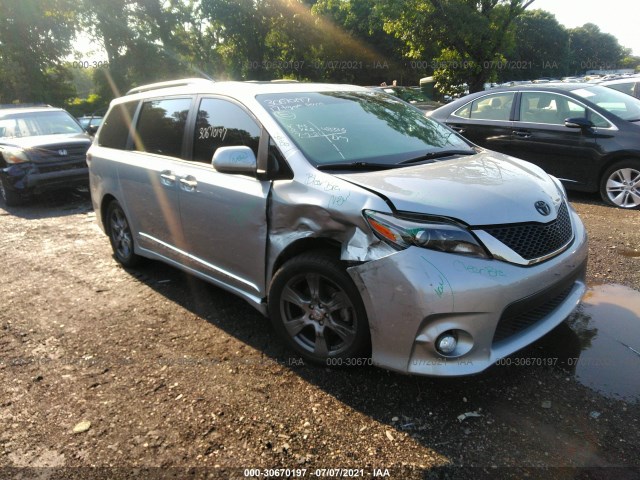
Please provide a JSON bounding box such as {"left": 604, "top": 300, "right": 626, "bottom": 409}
{"left": 268, "top": 252, "right": 370, "bottom": 365}
{"left": 600, "top": 160, "right": 640, "bottom": 209}
{"left": 106, "top": 200, "right": 141, "bottom": 267}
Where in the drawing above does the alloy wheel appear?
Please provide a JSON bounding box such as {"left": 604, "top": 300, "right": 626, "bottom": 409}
{"left": 606, "top": 167, "right": 640, "bottom": 208}
{"left": 279, "top": 272, "right": 358, "bottom": 357}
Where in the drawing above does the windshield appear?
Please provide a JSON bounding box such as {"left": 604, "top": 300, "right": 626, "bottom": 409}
{"left": 0, "top": 111, "right": 84, "bottom": 139}
{"left": 572, "top": 85, "right": 640, "bottom": 121}
{"left": 258, "top": 91, "right": 471, "bottom": 166}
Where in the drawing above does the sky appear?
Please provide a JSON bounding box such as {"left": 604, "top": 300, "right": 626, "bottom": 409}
{"left": 531, "top": 0, "right": 638, "bottom": 55}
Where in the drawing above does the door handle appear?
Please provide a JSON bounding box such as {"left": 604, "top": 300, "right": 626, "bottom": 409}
{"left": 179, "top": 175, "right": 198, "bottom": 192}
{"left": 451, "top": 126, "right": 466, "bottom": 134}
{"left": 512, "top": 130, "right": 532, "bottom": 138}
{"left": 160, "top": 170, "right": 176, "bottom": 186}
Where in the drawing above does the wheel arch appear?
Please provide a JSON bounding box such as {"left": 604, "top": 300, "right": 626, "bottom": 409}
{"left": 100, "top": 193, "right": 119, "bottom": 233}
{"left": 598, "top": 153, "right": 640, "bottom": 185}
{"left": 269, "top": 237, "right": 342, "bottom": 287}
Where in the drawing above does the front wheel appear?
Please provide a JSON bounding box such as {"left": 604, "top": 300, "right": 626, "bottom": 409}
{"left": 106, "top": 200, "right": 141, "bottom": 267}
{"left": 0, "top": 175, "right": 25, "bottom": 207}
{"left": 268, "top": 252, "right": 370, "bottom": 365}
{"left": 600, "top": 160, "right": 640, "bottom": 209}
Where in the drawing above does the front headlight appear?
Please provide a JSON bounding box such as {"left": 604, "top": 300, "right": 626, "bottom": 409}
{"left": 2, "top": 147, "right": 30, "bottom": 164}
{"left": 364, "top": 210, "right": 489, "bottom": 258}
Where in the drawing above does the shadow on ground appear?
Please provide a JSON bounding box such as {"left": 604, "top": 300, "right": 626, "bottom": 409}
{"left": 118, "top": 256, "right": 640, "bottom": 477}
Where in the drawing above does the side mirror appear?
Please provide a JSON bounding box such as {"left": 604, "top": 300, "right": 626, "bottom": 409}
{"left": 212, "top": 146, "right": 257, "bottom": 175}
{"left": 87, "top": 124, "right": 99, "bottom": 136}
{"left": 565, "top": 117, "right": 593, "bottom": 129}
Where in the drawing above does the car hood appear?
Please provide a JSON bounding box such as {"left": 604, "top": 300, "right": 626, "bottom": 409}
{"left": 0, "top": 133, "right": 91, "bottom": 149}
{"left": 336, "top": 152, "right": 563, "bottom": 225}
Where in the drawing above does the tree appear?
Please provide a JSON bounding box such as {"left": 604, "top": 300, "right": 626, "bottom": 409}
{"left": 311, "top": 0, "right": 407, "bottom": 84}
{"left": 507, "top": 9, "right": 569, "bottom": 81}
{"left": 379, "top": 0, "right": 535, "bottom": 93}
{"left": 79, "top": 0, "right": 198, "bottom": 99}
{"left": 200, "top": 0, "right": 281, "bottom": 80}
{"left": 0, "top": 0, "right": 78, "bottom": 104}
{"left": 199, "top": 0, "right": 344, "bottom": 82}
{"left": 619, "top": 55, "right": 640, "bottom": 73}
{"left": 568, "top": 23, "right": 627, "bottom": 75}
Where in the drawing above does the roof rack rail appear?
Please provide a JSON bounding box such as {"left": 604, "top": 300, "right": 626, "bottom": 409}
{"left": 126, "top": 78, "right": 214, "bottom": 95}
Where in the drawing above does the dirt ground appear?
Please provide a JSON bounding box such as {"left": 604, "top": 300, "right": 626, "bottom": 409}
{"left": 1, "top": 189, "right": 639, "bottom": 480}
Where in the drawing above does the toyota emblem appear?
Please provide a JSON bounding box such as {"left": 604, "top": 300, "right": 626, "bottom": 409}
{"left": 535, "top": 201, "right": 552, "bottom": 216}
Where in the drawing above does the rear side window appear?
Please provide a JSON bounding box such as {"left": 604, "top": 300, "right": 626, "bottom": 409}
{"left": 134, "top": 98, "right": 191, "bottom": 158}
{"left": 98, "top": 101, "right": 138, "bottom": 149}
{"left": 454, "top": 92, "right": 515, "bottom": 121}
{"left": 193, "top": 98, "right": 260, "bottom": 163}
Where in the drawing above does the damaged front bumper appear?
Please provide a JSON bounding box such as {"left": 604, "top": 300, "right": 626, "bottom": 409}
{"left": 347, "top": 211, "right": 588, "bottom": 376}
{"left": 2, "top": 162, "right": 88, "bottom": 195}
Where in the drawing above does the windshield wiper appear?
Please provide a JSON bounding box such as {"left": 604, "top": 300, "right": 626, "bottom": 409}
{"left": 398, "top": 149, "right": 476, "bottom": 165}
{"left": 316, "top": 161, "right": 398, "bottom": 171}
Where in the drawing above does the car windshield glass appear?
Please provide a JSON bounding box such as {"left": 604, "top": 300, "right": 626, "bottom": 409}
{"left": 572, "top": 85, "right": 640, "bottom": 121}
{"left": 0, "top": 111, "right": 84, "bottom": 138}
{"left": 258, "top": 91, "right": 471, "bottom": 166}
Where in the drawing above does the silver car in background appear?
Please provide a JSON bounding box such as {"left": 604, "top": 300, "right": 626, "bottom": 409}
{"left": 88, "top": 79, "right": 588, "bottom": 376}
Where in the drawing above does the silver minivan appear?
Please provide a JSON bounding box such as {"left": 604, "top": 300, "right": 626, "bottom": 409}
{"left": 88, "top": 78, "right": 588, "bottom": 376}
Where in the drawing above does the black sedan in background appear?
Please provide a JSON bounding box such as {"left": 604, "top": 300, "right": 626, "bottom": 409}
{"left": 430, "top": 83, "right": 640, "bottom": 209}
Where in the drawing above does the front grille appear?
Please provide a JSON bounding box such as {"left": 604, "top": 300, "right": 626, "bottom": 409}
{"left": 38, "top": 160, "right": 87, "bottom": 173}
{"left": 483, "top": 201, "right": 573, "bottom": 261}
{"left": 493, "top": 261, "right": 585, "bottom": 344}
{"left": 29, "top": 144, "right": 89, "bottom": 163}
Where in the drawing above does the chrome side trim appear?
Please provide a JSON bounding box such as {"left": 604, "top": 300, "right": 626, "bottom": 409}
{"left": 139, "top": 232, "right": 259, "bottom": 292}
{"left": 137, "top": 246, "right": 267, "bottom": 315}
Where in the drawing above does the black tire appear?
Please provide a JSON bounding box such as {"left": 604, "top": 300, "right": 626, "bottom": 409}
{"left": 0, "top": 175, "right": 25, "bottom": 207}
{"left": 268, "top": 251, "right": 370, "bottom": 365}
{"left": 599, "top": 160, "right": 640, "bottom": 209}
{"left": 105, "top": 200, "right": 142, "bottom": 267}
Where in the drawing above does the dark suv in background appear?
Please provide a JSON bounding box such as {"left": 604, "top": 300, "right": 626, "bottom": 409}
{"left": 0, "top": 104, "right": 91, "bottom": 206}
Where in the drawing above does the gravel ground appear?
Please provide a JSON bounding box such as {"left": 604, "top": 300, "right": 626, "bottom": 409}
{"left": 0, "top": 189, "right": 639, "bottom": 480}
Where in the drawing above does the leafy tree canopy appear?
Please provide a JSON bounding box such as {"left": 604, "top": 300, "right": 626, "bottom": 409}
{"left": 506, "top": 9, "right": 569, "bottom": 81}
{"left": 379, "top": 0, "right": 535, "bottom": 93}
{"left": 0, "top": 0, "right": 78, "bottom": 103}
{"left": 568, "top": 23, "right": 628, "bottom": 75}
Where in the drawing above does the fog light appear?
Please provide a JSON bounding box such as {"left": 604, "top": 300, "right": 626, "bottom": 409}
{"left": 436, "top": 332, "right": 458, "bottom": 355}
